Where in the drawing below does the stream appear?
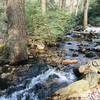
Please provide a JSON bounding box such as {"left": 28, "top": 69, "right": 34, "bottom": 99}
{"left": 0, "top": 33, "right": 100, "bottom": 100}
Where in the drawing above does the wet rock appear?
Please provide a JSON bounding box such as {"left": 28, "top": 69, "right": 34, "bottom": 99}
{"left": 80, "top": 41, "right": 89, "bottom": 46}
{"left": 72, "top": 51, "right": 78, "bottom": 57}
{"left": 86, "top": 47, "right": 92, "bottom": 51}
{"left": 71, "top": 33, "right": 81, "bottom": 38}
{"left": 69, "top": 48, "right": 75, "bottom": 51}
{"left": 34, "top": 83, "right": 46, "bottom": 92}
{"left": 47, "top": 74, "right": 59, "bottom": 82}
{"left": 85, "top": 51, "right": 96, "bottom": 58}
{"left": 67, "top": 42, "right": 72, "bottom": 45}
{"left": 74, "top": 26, "right": 83, "bottom": 31}
{"left": 78, "top": 47, "right": 86, "bottom": 53}
{"left": 2, "top": 66, "right": 9, "bottom": 73}
{"left": 0, "top": 78, "right": 11, "bottom": 90}
{"left": 34, "top": 83, "right": 49, "bottom": 100}
{"left": 95, "top": 45, "right": 100, "bottom": 51}
{"left": 73, "top": 68, "right": 84, "bottom": 79}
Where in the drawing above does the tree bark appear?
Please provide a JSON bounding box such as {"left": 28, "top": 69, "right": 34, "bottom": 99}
{"left": 59, "top": 0, "right": 66, "bottom": 9}
{"left": 83, "top": 0, "right": 89, "bottom": 29}
{"left": 6, "top": 0, "right": 28, "bottom": 64}
{"left": 41, "top": 0, "right": 46, "bottom": 15}
{"left": 75, "top": 0, "right": 80, "bottom": 16}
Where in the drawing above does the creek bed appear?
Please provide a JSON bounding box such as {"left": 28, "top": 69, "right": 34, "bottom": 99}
{"left": 0, "top": 33, "right": 99, "bottom": 100}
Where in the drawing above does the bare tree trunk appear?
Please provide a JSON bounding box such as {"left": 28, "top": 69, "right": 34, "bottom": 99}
{"left": 41, "top": 0, "right": 46, "bottom": 15}
{"left": 6, "top": 0, "right": 28, "bottom": 64}
{"left": 59, "top": 0, "right": 66, "bottom": 9}
{"left": 83, "top": 0, "right": 89, "bottom": 29}
{"left": 75, "top": 0, "right": 80, "bottom": 16}
{"left": 69, "top": 0, "right": 74, "bottom": 14}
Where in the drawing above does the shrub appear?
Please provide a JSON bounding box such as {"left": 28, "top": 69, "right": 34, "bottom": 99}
{"left": 26, "top": 1, "right": 77, "bottom": 45}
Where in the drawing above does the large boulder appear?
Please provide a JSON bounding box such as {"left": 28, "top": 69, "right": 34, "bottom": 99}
{"left": 51, "top": 59, "right": 100, "bottom": 100}
{"left": 51, "top": 80, "right": 90, "bottom": 100}
{"left": 79, "top": 59, "right": 100, "bottom": 74}
{"left": 51, "top": 73, "right": 100, "bottom": 100}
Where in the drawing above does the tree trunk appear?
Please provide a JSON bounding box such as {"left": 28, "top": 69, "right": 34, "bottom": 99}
{"left": 59, "top": 0, "right": 62, "bottom": 9}
{"left": 83, "top": 0, "right": 89, "bottom": 29}
{"left": 75, "top": 0, "right": 80, "bottom": 16}
{"left": 6, "top": 0, "right": 28, "bottom": 64}
{"left": 41, "top": 0, "right": 46, "bottom": 15}
{"left": 59, "top": 0, "right": 66, "bottom": 9}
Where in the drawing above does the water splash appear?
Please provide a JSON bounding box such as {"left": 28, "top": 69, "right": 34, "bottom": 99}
{"left": 0, "top": 68, "right": 76, "bottom": 100}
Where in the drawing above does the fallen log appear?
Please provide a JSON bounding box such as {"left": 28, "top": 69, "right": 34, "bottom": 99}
{"left": 62, "top": 59, "right": 78, "bottom": 65}
{"left": 92, "top": 39, "right": 100, "bottom": 43}
{"left": 72, "top": 31, "right": 91, "bottom": 35}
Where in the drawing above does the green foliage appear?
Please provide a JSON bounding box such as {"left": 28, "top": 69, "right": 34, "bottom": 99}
{"left": 89, "top": 0, "right": 100, "bottom": 26}
{"left": 74, "top": 0, "right": 100, "bottom": 26}
{"left": 26, "top": 1, "right": 77, "bottom": 45}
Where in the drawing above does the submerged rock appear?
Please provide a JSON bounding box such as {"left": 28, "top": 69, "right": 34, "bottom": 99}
{"left": 85, "top": 51, "right": 96, "bottom": 58}
{"left": 1, "top": 73, "right": 11, "bottom": 79}
{"left": 72, "top": 51, "right": 78, "bottom": 57}
{"left": 78, "top": 46, "right": 86, "bottom": 53}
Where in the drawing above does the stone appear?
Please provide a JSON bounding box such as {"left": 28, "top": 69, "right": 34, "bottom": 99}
{"left": 79, "top": 64, "right": 98, "bottom": 74}
{"left": 0, "top": 77, "right": 10, "bottom": 90}
{"left": 1, "top": 73, "right": 11, "bottom": 79}
{"left": 51, "top": 73, "right": 100, "bottom": 100}
{"left": 67, "top": 42, "right": 72, "bottom": 45}
{"left": 51, "top": 80, "right": 90, "bottom": 100}
{"left": 78, "top": 47, "right": 86, "bottom": 53}
{"left": 85, "top": 51, "right": 96, "bottom": 58}
{"left": 95, "top": 45, "right": 100, "bottom": 51}
{"left": 36, "top": 43, "right": 45, "bottom": 50}
{"left": 79, "top": 59, "right": 100, "bottom": 74}
{"left": 72, "top": 51, "right": 78, "bottom": 57}
{"left": 73, "top": 68, "right": 84, "bottom": 79}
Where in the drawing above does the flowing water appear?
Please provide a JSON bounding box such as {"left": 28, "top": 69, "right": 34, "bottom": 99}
{"left": 0, "top": 68, "right": 76, "bottom": 100}
{"left": 0, "top": 33, "right": 99, "bottom": 100}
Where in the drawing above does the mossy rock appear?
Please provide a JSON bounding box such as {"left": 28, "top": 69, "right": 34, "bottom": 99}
{"left": 0, "top": 43, "right": 5, "bottom": 54}
{"left": 0, "top": 44, "right": 10, "bottom": 64}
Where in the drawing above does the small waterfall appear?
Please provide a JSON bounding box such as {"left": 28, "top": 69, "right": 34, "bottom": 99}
{"left": 0, "top": 68, "right": 76, "bottom": 100}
